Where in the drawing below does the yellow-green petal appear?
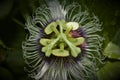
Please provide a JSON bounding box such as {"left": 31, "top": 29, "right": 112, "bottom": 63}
{"left": 66, "top": 22, "right": 79, "bottom": 30}
{"left": 44, "top": 22, "right": 57, "bottom": 34}
{"left": 52, "top": 49, "right": 69, "bottom": 57}
{"left": 40, "top": 38, "right": 52, "bottom": 46}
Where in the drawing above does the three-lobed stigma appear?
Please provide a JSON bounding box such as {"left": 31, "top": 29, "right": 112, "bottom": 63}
{"left": 40, "top": 19, "right": 85, "bottom": 57}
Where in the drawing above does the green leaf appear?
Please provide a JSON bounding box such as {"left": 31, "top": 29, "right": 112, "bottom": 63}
{"left": 104, "top": 42, "right": 120, "bottom": 60}
{"left": 104, "top": 29, "right": 120, "bottom": 60}
{"left": 98, "top": 62, "right": 120, "bottom": 80}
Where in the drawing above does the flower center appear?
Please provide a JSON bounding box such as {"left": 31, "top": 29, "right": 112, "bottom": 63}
{"left": 39, "top": 19, "right": 85, "bottom": 57}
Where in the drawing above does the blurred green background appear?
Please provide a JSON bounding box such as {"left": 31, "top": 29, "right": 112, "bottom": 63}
{"left": 0, "top": 0, "right": 120, "bottom": 80}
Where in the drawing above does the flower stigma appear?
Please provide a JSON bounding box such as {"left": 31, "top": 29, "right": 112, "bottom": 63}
{"left": 39, "top": 19, "right": 85, "bottom": 57}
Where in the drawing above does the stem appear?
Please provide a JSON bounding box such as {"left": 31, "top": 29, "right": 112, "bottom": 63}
{"left": 65, "top": 26, "right": 72, "bottom": 35}
{"left": 60, "top": 43, "right": 64, "bottom": 50}
{"left": 61, "top": 33, "right": 81, "bottom": 57}
{"left": 44, "top": 35, "right": 61, "bottom": 57}
{"left": 52, "top": 25, "right": 59, "bottom": 35}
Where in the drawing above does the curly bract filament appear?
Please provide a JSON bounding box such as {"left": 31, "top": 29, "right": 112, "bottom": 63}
{"left": 22, "top": 0, "right": 104, "bottom": 80}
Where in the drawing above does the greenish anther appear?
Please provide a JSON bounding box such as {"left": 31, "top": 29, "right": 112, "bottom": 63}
{"left": 40, "top": 19, "right": 85, "bottom": 57}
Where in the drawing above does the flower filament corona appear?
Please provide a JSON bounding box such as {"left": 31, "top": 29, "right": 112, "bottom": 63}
{"left": 40, "top": 19, "right": 85, "bottom": 57}
{"left": 22, "top": 1, "right": 104, "bottom": 80}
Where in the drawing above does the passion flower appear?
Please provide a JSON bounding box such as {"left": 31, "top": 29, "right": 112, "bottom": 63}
{"left": 22, "top": 0, "right": 104, "bottom": 80}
